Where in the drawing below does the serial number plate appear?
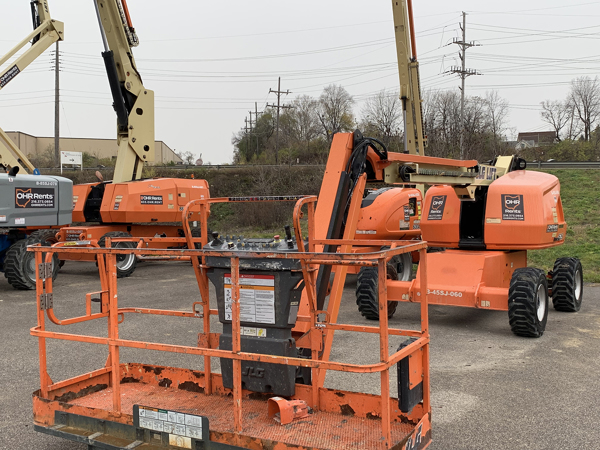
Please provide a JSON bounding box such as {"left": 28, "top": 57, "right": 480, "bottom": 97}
{"left": 427, "top": 289, "right": 463, "bottom": 298}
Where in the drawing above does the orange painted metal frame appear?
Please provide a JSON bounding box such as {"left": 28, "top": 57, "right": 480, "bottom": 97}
{"left": 385, "top": 249, "right": 528, "bottom": 311}
{"left": 30, "top": 195, "right": 431, "bottom": 449}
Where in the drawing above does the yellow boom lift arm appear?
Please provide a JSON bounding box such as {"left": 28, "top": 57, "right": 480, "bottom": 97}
{"left": 93, "top": 0, "right": 155, "bottom": 183}
{"left": 0, "top": 0, "right": 64, "bottom": 174}
{"left": 392, "top": 0, "right": 426, "bottom": 155}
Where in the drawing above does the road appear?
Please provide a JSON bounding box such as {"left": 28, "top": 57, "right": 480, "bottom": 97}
{"left": 1, "top": 260, "right": 598, "bottom": 450}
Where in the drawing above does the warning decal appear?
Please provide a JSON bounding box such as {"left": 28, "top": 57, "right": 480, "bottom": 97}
{"left": 136, "top": 405, "right": 204, "bottom": 446}
{"left": 502, "top": 194, "right": 524, "bottom": 221}
{"left": 15, "top": 187, "right": 55, "bottom": 208}
{"left": 224, "top": 274, "right": 275, "bottom": 324}
{"left": 140, "top": 195, "right": 163, "bottom": 205}
{"left": 427, "top": 195, "right": 446, "bottom": 221}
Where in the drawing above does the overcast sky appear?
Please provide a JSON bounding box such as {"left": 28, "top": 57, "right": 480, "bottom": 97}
{"left": 1, "top": 1, "right": 599, "bottom": 164}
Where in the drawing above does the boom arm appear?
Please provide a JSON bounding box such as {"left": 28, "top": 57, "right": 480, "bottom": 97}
{"left": 392, "top": 0, "right": 426, "bottom": 155}
{"left": 93, "top": 0, "right": 155, "bottom": 183}
{"left": 0, "top": 0, "right": 64, "bottom": 174}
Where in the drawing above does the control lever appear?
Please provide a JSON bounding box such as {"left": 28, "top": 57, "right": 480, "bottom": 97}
{"left": 284, "top": 225, "right": 294, "bottom": 249}
{"left": 211, "top": 231, "right": 223, "bottom": 247}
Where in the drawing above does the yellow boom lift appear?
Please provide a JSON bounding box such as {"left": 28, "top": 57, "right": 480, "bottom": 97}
{"left": 0, "top": 0, "right": 64, "bottom": 174}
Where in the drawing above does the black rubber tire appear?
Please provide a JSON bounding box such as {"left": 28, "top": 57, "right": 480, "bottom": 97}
{"left": 27, "top": 229, "right": 58, "bottom": 244}
{"left": 552, "top": 257, "right": 583, "bottom": 312}
{"left": 3, "top": 234, "right": 60, "bottom": 290}
{"left": 27, "top": 229, "right": 64, "bottom": 270}
{"left": 98, "top": 232, "right": 137, "bottom": 278}
{"left": 356, "top": 263, "right": 398, "bottom": 320}
{"left": 508, "top": 268, "right": 549, "bottom": 338}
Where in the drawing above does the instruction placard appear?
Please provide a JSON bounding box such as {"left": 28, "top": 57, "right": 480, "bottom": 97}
{"left": 136, "top": 405, "right": 205, "bottom": 448}
{"left": 224, "top": 274, "right": 275, "bottom": 324}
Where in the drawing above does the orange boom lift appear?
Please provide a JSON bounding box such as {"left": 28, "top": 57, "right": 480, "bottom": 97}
{"left": 319, "top": 131, "right": 582, "bottom": 337}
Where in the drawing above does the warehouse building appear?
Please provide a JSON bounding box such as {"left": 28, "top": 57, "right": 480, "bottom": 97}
{"left": 5, "top": 131, "right": 182, "bottom": 165}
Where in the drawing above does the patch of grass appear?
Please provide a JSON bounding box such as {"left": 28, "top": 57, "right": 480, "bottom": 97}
{"left": 528, "top": 169, "right": 600, "bottom": 282}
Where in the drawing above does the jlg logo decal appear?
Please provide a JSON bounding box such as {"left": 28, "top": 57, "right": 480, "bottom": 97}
{"left": 427, "top": 195, "right": 446, "bottom": 221}
{"left": 502, "top": 194, "right": 524, "bottom": 221}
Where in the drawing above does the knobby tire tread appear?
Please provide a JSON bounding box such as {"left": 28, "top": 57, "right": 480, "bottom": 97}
{"left": 356, "top": 265, "right": 398, "bottom": 321}
{"left": 551, "top": 257, "right": 583, "bottom": 312}
{"left": 508, "top": 267, "right": 547, "bottom": 338}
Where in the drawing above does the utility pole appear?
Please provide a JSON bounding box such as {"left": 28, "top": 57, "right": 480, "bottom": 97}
{"left": 241, "top": 116, "right": 252, "bottom": 162}
{"left": 254, "top": 102, "right": 261, "bottom": 158}
{"left": 267, "top": 77, "right": 292, "bottom": 164}
{"left": 249, "top": 102, "right": 263, "bottom": 160}
{"left": 53, "top": 41, "right": 60, "bottom": 167}
{"left": 248, "top": 109, "right": 256, "bottom": 163}
{"left": 449, "top": 12, "right": 480, "bottom": 159}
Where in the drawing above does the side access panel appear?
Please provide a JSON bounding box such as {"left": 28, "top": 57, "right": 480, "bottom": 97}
{"left": 387, "top": 249, "right": 528, "bottom": 310}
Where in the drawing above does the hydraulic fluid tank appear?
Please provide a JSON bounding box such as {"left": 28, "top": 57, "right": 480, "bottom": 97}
{"left": 0, "top": 173, "right": 72, "bottom": 227}
{"left": 100, "top": 178, "right": 210, "bottom": 223}
{"left": 356, "top": 187, "right": 422, "bottom": 240}
{"left": 419, "top": 185, "right": 461, "bottom": 248}
{"left": 484, "top": 170, "right": 566, "bottom": 250}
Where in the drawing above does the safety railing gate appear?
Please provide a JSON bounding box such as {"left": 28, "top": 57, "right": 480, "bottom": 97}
{"left": 30, "top": 195, "right": 431, "bottom": 450}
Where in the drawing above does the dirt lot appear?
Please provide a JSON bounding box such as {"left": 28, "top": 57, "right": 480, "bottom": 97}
{"left": 1, "top": 260, "right": 598, "bottom": 450}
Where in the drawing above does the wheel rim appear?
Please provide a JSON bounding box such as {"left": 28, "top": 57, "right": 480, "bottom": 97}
{"left": 536, "top": 284, "right": 547, "bottom": 322}
{"left": 395, "top": 254, "right": 412, "bottom": 281}
{"left": 395, "top": 260, "right": 404, "bottom": 280}
{"left": 574, "top": 269, "right": 582, "bottom": 300}
{"left": 25, "top": 252, "right": 54, "bottom": 283}
{"left": 115, "top": 244, "right": 135, "bottom": 271}
{"left": 25, "top": 252, "right": 37, "bottom": 283}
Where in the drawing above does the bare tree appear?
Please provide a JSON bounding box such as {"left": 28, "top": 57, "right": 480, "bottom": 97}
{"left": 317, "top": 84, "right": 355, "bottom": 143}
{"left": 359, "top": 89, "right": 403, "bottom": 151}
{"left": 564, "top": 102, "right": 580, "bottom": 141}
{"left": 282, "top": 95, "right": 321, "bottom": 154}
{"left": 463, "top": 96, "right": 488, "bottom": 160}
{"left": 176, "top": 150, "right": 196, "bottom": 165}
{"left": 540, "top": 100, "right": 571, "bottom": 141}
{"left": 569, "top": 76, "right": 600, "bottom": 141}
{"left": 425, "top": 90, "right": 461, "bottom": 158}
{"left": 485, "top": 91, "right": 509, "bottom": 141}
{"left": 421, "top": 89, "right": 439, "bottom": 139}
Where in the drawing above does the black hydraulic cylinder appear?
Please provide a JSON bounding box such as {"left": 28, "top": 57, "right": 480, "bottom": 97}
{"left": 315, "top": 170, "right": 351, "bottom": 310}
{"left": 102, "top": 51, "right": 129, "bottom": 132}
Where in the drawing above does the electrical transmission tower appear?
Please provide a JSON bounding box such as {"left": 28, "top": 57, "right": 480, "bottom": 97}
{"left": 449, "top": 11, "right": 480, "bottom": 159}
{"left": 267, "top": 77, "right": 292, "bottom": 164}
